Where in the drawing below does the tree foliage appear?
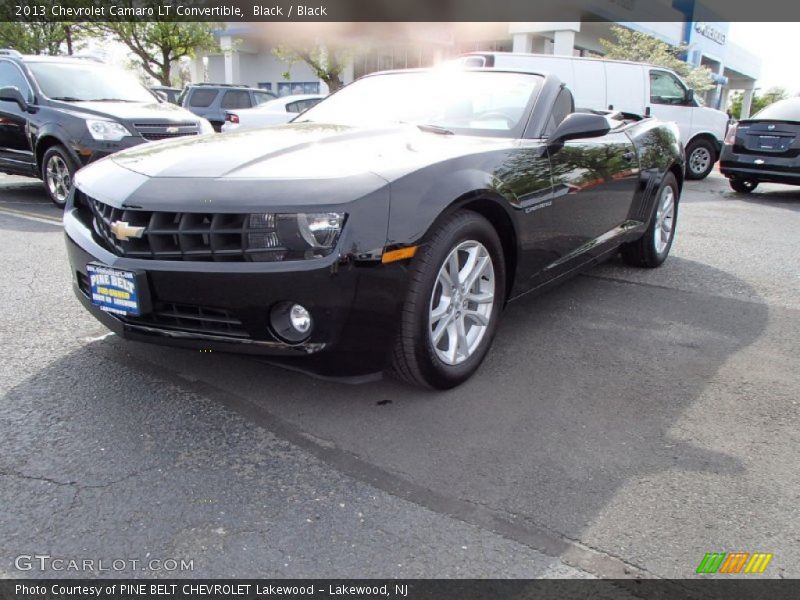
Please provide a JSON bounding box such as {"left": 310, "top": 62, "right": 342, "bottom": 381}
{"left": 272, "top": 44, "right": 350, "bottom": 93}
{"left": 599, "top": 25, "right": 715, "bottom": 93}
{"left": 89, "top": 22, "right": 216, "bottom": 85}
{"left": 0, "top": 22, "right": 85, "bottom": 55}
{"left": 728, "top": 87, "right": 788, "bottom": 119}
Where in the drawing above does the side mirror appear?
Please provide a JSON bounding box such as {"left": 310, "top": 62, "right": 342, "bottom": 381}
{"left": 549, "top": 113, "right": 610, "bottom": 145}
{"left": 685, "top": 88, "right": 695, "bottom": 104}
{"left": 153, "top": 90, "right": 168, "bottom": 102}
{"left": 0, "top": 86, "right": 29, "bottom": 111}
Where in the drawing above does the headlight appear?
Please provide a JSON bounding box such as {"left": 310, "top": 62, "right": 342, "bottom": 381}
{"left": 246, "top": 212, "right": 344, "bottom": 261}
{"left": 199, "top": 118, "right": 215, "bottom": 135}
{"left": 86, "top": 119, "right": 131, "bottom": 141}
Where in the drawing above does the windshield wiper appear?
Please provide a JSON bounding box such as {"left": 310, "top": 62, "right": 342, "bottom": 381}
{"left": 87, "top": 98, "right": 137, "bottom": 102}
{"left": 415, "top": 123, "right": 454, "bottom": 135}
{"left": 50, "top": 96, "right": 82, "bottom": 102}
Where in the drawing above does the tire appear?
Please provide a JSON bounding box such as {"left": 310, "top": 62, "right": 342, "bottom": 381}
{"left": 391, "top": 211, "right": 506, "bottom": 390}
{"left": 685, "top": 139, "right": 716, "bottom": 180}
{"left": 729, "top": 178, "right": 758, "bottom": 193}
{"left": 210, "top": 121, "right": 224, "bottom": 133}
{"left": 621, "top": 172, "right": 679, "bottom": 268}
{"left": 41, "top": 145, "right": 78, "bottom": 208}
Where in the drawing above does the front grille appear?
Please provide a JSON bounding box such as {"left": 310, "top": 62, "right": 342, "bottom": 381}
{"left": 122, "top": 302, "right": 248, "bottom": 338}
{"left": 133, "top": 122, "right": 200, "bottom": 141}
{"left": 76, "top": 273, "right": 249, "bottom": 338}
{"left": 78, "top": 194, "right": 286, "bottom": 262}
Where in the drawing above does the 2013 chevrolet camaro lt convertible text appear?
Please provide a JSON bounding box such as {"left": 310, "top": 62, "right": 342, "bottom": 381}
{"left": 65, "top": 68, "right": 684, "bottom": 389}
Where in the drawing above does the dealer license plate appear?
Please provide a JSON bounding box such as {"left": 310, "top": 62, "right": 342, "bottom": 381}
{"left": 87, "top": 264, "right": 141, "bottom": 316}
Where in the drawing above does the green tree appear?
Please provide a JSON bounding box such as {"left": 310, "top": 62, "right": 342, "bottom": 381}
{"left": 272, "top": 44, "right": 350, "bottom": 93}
{"left": 599, "top": 25, "right": 715, "bottom": 93}
{"left": 728, "top": 87, "right": 788, "bottom": 119}
{"left": 0, "top": 22, "right": 85, "bottom": 55}
{"left": 90, "top": 22, "right": 216, "bottom": 85}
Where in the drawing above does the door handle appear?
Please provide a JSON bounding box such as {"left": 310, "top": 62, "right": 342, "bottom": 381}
{"left": 622, "top": 151, "right": 635, "bottom": 162}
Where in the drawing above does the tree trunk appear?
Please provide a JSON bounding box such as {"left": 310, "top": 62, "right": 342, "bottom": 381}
{"left": 160, "top": 49, "right": 171, "bottom": 86}
{"left": 65, "top": 25, "right": 73, "bottom": 55}
{"left": 325, "top": 74, "right": 343, "bottom": 93}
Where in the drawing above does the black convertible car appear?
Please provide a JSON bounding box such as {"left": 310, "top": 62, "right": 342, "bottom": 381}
{"left": 720, "top": 97, "right": 800, "bottom": 193}
{"left": 65, "top": 68, "right": 684, "bottom": 389}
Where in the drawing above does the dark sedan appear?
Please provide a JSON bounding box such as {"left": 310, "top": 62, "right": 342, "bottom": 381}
{"left": 64, "top": 68, "right": 684, "bottom": 389}
{"left": 721, "top": 97, "right": 800, "bottom": 193}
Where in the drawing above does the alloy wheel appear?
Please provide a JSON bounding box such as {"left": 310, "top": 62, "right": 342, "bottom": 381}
{"left": 46, "top": 154, "right": 71, "bottom": 204}
{"left": 428, "top": 240, "right": 495, "bottom": 366}
{"left": 653, "top": 184, "right": 675, "bottom": 254}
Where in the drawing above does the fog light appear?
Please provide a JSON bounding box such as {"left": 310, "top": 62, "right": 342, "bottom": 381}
{"left": 270, "top": 301, "right": 313, "bottom": 343}
{"left": 289, "top": 304, "right": 311, "bottom": 334}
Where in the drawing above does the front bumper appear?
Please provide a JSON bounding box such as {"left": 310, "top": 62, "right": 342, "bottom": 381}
{"left": 64, "top": 207, "right": 409, "bottom": 377}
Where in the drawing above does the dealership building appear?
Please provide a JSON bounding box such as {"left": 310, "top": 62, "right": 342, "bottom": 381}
{"left": 192, "top": 5, "right": 761, "bottom": 115}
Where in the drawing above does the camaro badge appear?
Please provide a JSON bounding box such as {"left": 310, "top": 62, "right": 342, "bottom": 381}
{"left": 110, "top": 221, "right": 146, "bottom": 241}
{"left": 767, "top": 124, "right": 776, "bottom": 130}
{"left": 754, "top": 159, "right": 765, "bottom": 164}
{"left": 166, "top": 126, "right": 179, "bottom": 133}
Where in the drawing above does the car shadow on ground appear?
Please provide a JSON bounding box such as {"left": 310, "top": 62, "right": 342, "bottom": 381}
{"left": 2, "top": 256, "right": 770, "bottom": 578}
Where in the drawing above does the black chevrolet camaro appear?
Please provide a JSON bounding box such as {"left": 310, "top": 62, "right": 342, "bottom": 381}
{"left": 65, "top": 68, "right": 684, "bottom": 389}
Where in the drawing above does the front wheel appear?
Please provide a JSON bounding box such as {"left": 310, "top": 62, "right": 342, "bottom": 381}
{"left": 41, "top": 145, "right": 77, "bottom": 208}
{"left": 620, "top": 172, "right": 679, "bottom": 268}
{"left": 729, "top": 178, "right": 758, "bottom": 193}
{"left": 685, "top": 139, "right": 716, "bottom": 180}
{"left": 391, "top": 211, "right": 506, "bottom": 389}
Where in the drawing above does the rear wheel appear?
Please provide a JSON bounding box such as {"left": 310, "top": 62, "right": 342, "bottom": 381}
{"left": 621, "top": 172, "right": 678, "bottom": 268}
{"left": 41, "top": 145, "right": 77, "bottom": 208}
{"left": 729, "top": 178, "right": 758, "bottom": 193}
{"left": 391, "top": 211, "right": 506, "bottom": 389}
{"left": 685, "top": 139, "right": 716, "bottom": 180}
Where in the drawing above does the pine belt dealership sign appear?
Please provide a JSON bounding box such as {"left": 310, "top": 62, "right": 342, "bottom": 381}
{"left": 1, "top": 0, "right": 799, "bottom": 21}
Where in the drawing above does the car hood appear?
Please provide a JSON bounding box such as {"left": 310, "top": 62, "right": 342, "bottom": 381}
{"left": 108, "top": 121, "right": 512, "bottom": 181}
{"left": 54, "top": 100, "right": 198, "bottom": 123}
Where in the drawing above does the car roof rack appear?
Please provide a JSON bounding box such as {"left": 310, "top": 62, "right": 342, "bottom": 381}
{"left": 0, "top": 49, "right": 23, "bottom": 59}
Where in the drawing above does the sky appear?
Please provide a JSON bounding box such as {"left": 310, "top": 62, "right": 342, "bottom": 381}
{"left": 728, "top": 23, "right": 800, "bottom": 94}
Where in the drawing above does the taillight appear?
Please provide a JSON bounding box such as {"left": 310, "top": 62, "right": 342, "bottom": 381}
{"left": 724, "top": 123, "right": 737, "bottom": 145}
{"left": 226, "top": 113, "right": 239, "bottom": 124}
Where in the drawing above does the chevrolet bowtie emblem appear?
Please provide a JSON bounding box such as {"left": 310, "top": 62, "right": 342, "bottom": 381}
{"left": 166, "top": 126, "right": 179, "bottom": 134}
{"left": 110, "top": 220, "right": 146, "bottom": 241}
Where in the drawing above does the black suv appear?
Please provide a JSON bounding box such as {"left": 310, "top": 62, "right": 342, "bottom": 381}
{"left": 0, "top": 50, "right": 213, "bottom": 206}
{"left": 179, "top": 84, "right": 276, "bottom": 131}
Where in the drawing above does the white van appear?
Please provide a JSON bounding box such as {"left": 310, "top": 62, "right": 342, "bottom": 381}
{"left": 460, "top": 52, "right": 728, "bottom": 180}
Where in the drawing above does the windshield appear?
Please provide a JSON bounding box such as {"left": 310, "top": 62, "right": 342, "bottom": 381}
{"left": 28, "top": 62, "right": 156, "bottom": 103}
{"left": 296, "top": 70, "right": 542, "bottom": 136}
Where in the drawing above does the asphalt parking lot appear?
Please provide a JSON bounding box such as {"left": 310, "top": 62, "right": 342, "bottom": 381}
{"left": 0, "top": 170, "right": 798, "bottom": 580}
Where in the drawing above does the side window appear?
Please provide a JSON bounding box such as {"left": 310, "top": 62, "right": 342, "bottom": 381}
{"left": 221, "top": 90, "right": 252, "bottom": 109}
{"left": 544, "top": 88, "right": 575, "bottom": 137}
{"left": 649, "top": 70, "right": 688, "bottom": 105}
{"left": 0, "top": 61, "right": 33, "bottom": 103}
{"left": 285, "top": 99, "right": 318, "bottom": 113}
{"left": 253, "top": 91, "right": 275, "bottom": 106}
{"left": 188, "top": 88, "right": 218, "bottom": 108}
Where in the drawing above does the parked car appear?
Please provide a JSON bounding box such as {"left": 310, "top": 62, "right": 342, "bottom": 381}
{"left": 720, "top": 97, "right": 800, "bottom": 193}
{"left": 221, "top": 94, "right": 325, "bottom": 132}
{"left": 179, "top": 84, "right": 277, "bottom": 131}
{"left": 150, "top": 85, "right": 182, "bottom": 104}
{"left": 64, "top": 68, "right": 683, "bottom": 389}
{"left": 0, "top": 49, "right": 213, "bottom": 206}
{"left": 460, "top": 51, "right": 727, "bottom": 180}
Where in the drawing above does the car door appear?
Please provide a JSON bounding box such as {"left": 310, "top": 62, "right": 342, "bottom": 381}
{"left": 0, "top": 60, "right": 35, "bottom": 172}
{"left": 501, "top": 88, "right": 638, "bottom": 286}
{"left": 646, "top": 69, "right": 693, "bottom": 143}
